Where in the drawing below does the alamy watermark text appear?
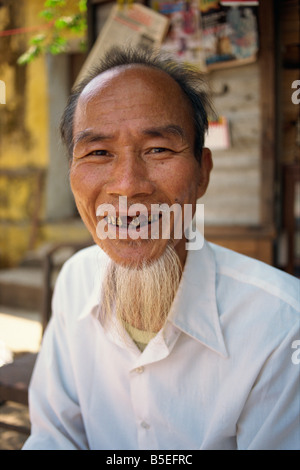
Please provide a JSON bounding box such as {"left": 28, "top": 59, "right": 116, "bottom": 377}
{"left": 96, "top": 196, "right": 204, "bottom": 251}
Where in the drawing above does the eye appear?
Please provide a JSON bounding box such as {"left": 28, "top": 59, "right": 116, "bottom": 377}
{"left": 88, "top": 150, "right": 110, "bottom": 156}
{"left": 148, "top": 147, "right": 169, "bottom": 154}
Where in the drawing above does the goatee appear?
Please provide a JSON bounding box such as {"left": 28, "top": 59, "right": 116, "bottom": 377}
{"left": 100, "top": 243, "right": 182, "bottom": 336}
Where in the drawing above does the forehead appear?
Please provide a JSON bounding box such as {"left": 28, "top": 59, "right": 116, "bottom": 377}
{"left": 74, "top": 65, "right": 194, "bottom": 131}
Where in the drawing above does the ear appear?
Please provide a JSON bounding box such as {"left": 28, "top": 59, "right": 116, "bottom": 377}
{"left": 197, "top": 148, "right": 213, "bottom": 199}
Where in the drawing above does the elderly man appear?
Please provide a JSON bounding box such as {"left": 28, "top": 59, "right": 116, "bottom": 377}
{"left": 23, "top": 47, "right": 299, "bottom": 450}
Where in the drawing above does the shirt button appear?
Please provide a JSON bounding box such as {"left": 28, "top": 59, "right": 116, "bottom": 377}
{"left": 141, "top": 421, "right": 150, "bottom": 429}
{"left": 135, "top": 366, "right": 144, "bottom": 374}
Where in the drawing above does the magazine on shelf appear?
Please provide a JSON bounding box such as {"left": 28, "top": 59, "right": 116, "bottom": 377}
{"left": 151, "top": 0, "right": 207, "bottom": 71}
{"left": 200, "top": 0, "right": 259, "bottom": 70}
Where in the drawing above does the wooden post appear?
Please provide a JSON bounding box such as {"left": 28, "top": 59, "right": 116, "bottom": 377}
{"left": 258, "top": 0, "right": 277, "bottom": 229}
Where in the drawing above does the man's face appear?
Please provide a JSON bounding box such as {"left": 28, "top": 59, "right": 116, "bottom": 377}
{"left": 70, "top": 65, "right": 212, "bottom": 267}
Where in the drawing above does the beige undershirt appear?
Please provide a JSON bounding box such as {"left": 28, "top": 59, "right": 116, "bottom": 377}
{"left": 124, "top": 322, "right": 157, "bottom": 351}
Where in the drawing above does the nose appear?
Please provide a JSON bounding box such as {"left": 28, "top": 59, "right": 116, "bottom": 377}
{"left": 105, "top": 154, "right": 155, "bottom": 199}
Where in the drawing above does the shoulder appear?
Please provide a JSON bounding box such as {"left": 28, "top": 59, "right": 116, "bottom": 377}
{"left": 64, "top": 243, "right": 105, "bottom": 264}
{"left": 50, "top": 244, "right": 110, "bottom": 320}
{"left": 62, "top": 243, "right": 108, "bottom": 271}
{"left": 209, "top": 242, "right": 299, "bottom": 314}
{"left": 55, "top": 244, "right": 109, "bottom": 293}
{"left": 207, "top": 242, "right": 299, "bottom": 359}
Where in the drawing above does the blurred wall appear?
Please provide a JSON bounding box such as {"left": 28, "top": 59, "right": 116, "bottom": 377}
{"left": 0, "top": 0, "right": 89, "bottom": 267}
{"left": 0, "top": 0, "right": 48, "bottom": 266}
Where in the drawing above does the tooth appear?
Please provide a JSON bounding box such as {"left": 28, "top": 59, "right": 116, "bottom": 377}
{"left": 117, "top": 217, "right": 122, "bottom": 226}
{"left": 131, "top": 217, "right": 140, "bottom": 226}
{"left": 111, "top": 216, "right": 116, "bottom": 225}
{"left": 148, "top": 215, "right": 152, "bottom": 222}
{"left": 107, "top": 216, "right": 112, "bottom": 224}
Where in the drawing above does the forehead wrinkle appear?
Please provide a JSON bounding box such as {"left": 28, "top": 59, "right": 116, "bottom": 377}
{"left": 73, "top": 123, "right": 187, "bottom": 149}
{"left": 74, "top": 66, "right": 196, "bottom": 149}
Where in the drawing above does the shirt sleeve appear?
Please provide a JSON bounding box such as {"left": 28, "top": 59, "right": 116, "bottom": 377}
{"left": 236, "top": 321, "right": 300, "bottom": 450}
{"left": 22, "top": 273, "right": 89, "bottom": 450}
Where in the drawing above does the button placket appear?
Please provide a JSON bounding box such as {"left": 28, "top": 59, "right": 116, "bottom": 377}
{"left": 129, "top": 364, "right": 155, "bottom": 447}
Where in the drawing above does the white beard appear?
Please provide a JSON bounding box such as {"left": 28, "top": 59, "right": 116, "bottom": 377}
{"left": 100, "top": 243, "right": 182, "bottom": 335}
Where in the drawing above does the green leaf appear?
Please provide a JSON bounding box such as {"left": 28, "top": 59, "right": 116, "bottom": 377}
{"left": 54, "top": 14, "right": 87, "bottom": 33}
{"left": 54, "top": 17, "right": 72, "bottom": 29}
{"left": 48, "top": 36, "right": 68, "bottom": 54}
{"left": 78, "top": 0, "right": 87, "bottom": 13}
{"left": 17, "top": 45, "right": 41, "bottom": 65}
{"left": 39, "top": 9, "right": 55, "bottom": 21}
{"left": 44, "top": 0, "right": 66, "bottom": 8}
{"left": 70, "top": 14, "right": 87, "bottom": 33}
{"left": 29, "top": 34, "right": 46, "bottom": 45}
{"left": 17, "top": 0, "right": 87, "bottom": 65}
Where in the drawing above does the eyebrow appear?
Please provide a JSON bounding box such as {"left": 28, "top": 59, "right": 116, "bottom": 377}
{"left": 141, "top": 125, "right": 186, "bottom": 141}
{"left": 73, "top": 124, "right": 187, "bottom": 148}
{"left": 73, "top": 130, "right": 113, "bottom": 147}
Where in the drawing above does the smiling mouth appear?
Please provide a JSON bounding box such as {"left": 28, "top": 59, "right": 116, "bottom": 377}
{"left": 106, "top": 214, "right": 160, "bottom": 229}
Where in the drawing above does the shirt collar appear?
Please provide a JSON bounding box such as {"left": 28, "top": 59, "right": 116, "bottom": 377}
{"left": 78, "top": 239, "right": 228, "bottom": 358}
{"left": 168, "top": 239, "right": 228, "bottom": 358}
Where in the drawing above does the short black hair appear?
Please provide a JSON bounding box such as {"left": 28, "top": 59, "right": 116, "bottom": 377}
{"left": 60, "top": 46, "right": 214, "bottom": 163}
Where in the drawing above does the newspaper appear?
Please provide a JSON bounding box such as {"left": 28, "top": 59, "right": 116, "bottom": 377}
{"left": 75, "top": 3, "right": 169, "bottom": 85}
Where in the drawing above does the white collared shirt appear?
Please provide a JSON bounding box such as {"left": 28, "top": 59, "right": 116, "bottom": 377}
{"left": 23, "top": 241, "right": 300, "bottom": 450}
